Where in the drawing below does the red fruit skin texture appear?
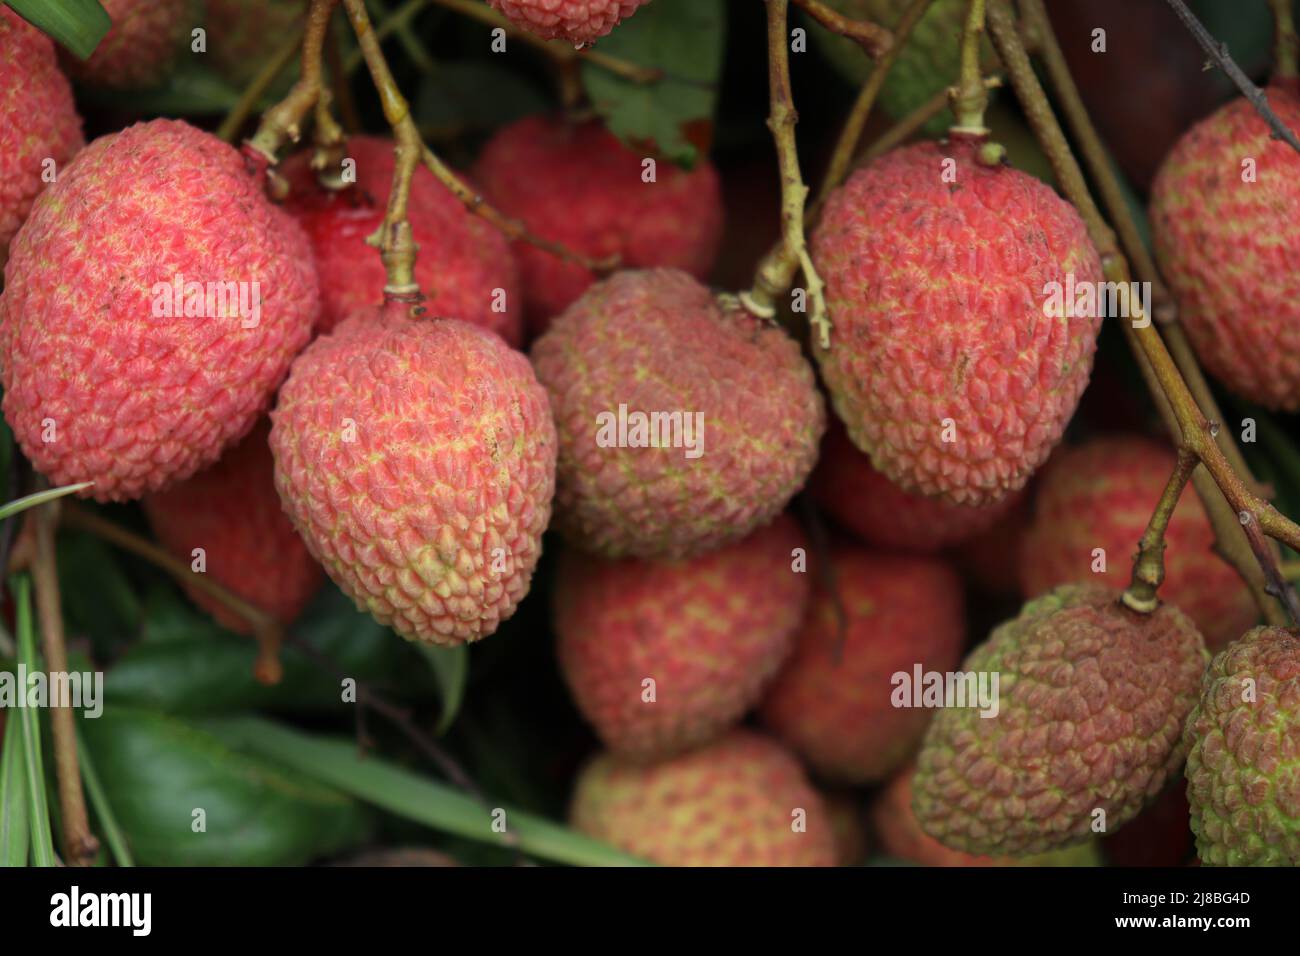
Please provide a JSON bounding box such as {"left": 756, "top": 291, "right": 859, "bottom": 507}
{"left": 812, "top": 418, "right": 1020, "bottom": 554}
{"left": 812, "top": 139, "right": 1104, "bottom": 506}
{"left": 487, "top": 0, "right": 647, "bottom": 46}
{"left": 270, "top": 304, "right": 556, "bottom": 645}
{"left": 530, "top": 269, "right": 825, "bottom": 559}
{"left": 1183, "top": 626, "right": 1300, "bottom": 866}
{"left": 0, "top": 9, "right": 84, "bottom": 270}
{"left": 143, "top": 421, "right": 323, "bottom": 633}
{"left": 569, "top": 729, "right": 837, "bottom": 866}
{"left": 760, "top": 543, "right": 966, "bottom": 784}
{"left": 555, "top": 514, "right": 809, "bottom": 762}
{"left": 913, "top": 584, "right": 1207, "bottom": 856}
{"left": 282, "top": 136, "right": 522, "bottom": 346}
{"left": 1, "top": 119, "right": 319, "bottom": 502}
{"left": 1150, "top": 90, "right": 1300, "bottom": 410}
{"left": 1019, "top": 435, "right": 1256, "bottom": 651}
{"left": 64, "top": 0, "right": 188, "bottom": 89}
{"left": 474, "top": 116, "right": 723, "bottom": 335}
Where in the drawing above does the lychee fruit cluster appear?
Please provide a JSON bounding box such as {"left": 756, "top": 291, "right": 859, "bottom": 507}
{"left": 283, "top": 136, "right": 523, "bottom": 346}
{"left": 1, "top": 119, "right": 318, "bottom": 501}
{"left": 1020, "top": 435, "right": 1256, "bottom": 649}
{"left": 1183, "top": 626, "right": 1300, "bottom": 866}
{"left": 64, "top": 0, "right": 189, "bottom": 90}
{"left": 813, "top": 138, "right": 1104, "bottom": 505}
{"left": 0, "top": 8, "right": 83, "bottom": 271}
{"left": 531, "top": 269, "right": 824, "bottom": 559}
{"left": 143, "top": 421, "right": 323, "bottom": 634}
{"left": 474, "top": 116, "right": 723, "bottom": 334}
{"left": 913, "top": 583, "right": 1207, "bottom": 856}
{"left": 760, "top": 541, "right": 966, "bottom": 784}
{"left": 270, "top": 302, "right": 556, "bottom": 646}
{"left": 1150, "top": 88, "right": 1300, "bottom": 410}
{"left": 488, "top": 0, "right": 648, "bottom": 46}
{"left": 555, "top": 514, "right": 808, "bottom": 762}
{"left": 569, "top": 729, "right": 837, "bottom": 866}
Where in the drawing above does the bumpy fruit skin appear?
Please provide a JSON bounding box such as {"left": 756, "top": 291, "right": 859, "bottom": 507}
{"left": 531, "top": 269, "right": 824, "bottom": 559}
{"left": 283, "top": 137, "right": 522, "bottom": 346}
{"left": 1184, "top": 626, "right": 1300, "bottom": 866}
{"left": 1, "top": 120, "right": 319, "bottom": 502}
{"left": 813, "top": 140, "right": 1103, "bottom": 506}
{"left": 270, "top": 303, "right": 556, "bottom": 645}
{"left": 205, "top": 0, "right": 305, "bottom": 90}
{"left": 474, "top": 116, "right": 723, "bottom": 334}
{"left": 64, "top": 0, "right": 188, "bottom": 89}
{"left": 760, "top": 543, "right": 966, "bottom": 784}
{"left": 913, "top": 584, "right": 1207, "bottom": 856}
{"left": 1150, "top": 89, "right": 1300, "bottom": 410}
{"left": 1020, "top": 435, "right": 1255, "bottom": 650}
{"left": 570, "top": 730, "right": 837, "bottom": 866}
{"left": 812, "top": 419, "right": 1019, "bottom": 553}
{"left": 872, "top": 763, "right": 1102, "bottom": 866}
{"left": 143, "top": 421, "right": 322, "bottom": 634}
{"left": 487, "top": 0, "right": 646, "bottom": 45}
{"left": 0, "top": 9, "right": 84, "bottom": 271}
{"left": 556, "top": 514, "right": 808, "bottom": 762}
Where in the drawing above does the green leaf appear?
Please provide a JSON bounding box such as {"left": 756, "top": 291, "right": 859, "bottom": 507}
{"left": 418, "top": 644, "right": 468, "bottom": 735}
{"left": 58, "top": 530, "right": 141, "bottom": 652}
{"left": 76, "top": 725, "right": 132, "bottom": 867}
{"left": 414, "top": 61, "right": 551, "bottom": 135}
{"left": 207, "top": 716, "right": 649, "bottom": 867}
{"left": 11, "top": 576, "right": 56, "bottom": 867}
{"left": 0, "top": 706, "right": 30, "bottom": 866}
{"left": 4, "top": 0, "right": 110, "bottom": 60}
{"left": 579, "top": 0, "right": 725, "bottom": 167}
{"left": 0, "top": 482, "right": 93, "bottom": 522}
{"left": 80, "top": 707, "right": 370, "bottom": 866}
{"left": 74, "top": 58, "right": 245, "bottom": 113}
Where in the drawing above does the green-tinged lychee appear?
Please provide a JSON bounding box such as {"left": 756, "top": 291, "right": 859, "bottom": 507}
{"left": 760, "top": 542, "right": 966, "bottom": 784}
{"left": 812, "top": 138, "right": 1104, "bottom": 506}
{"left": 1184, "top": 626, "right": 1300, "bottom": 866}
{"left": 569, "top": 729, "right": 837, "bottom": 866}
{"left": 913, "top": 583, "right": 1207, "bottom": 856}
{"left": 530, "top": 268, "right": 824, "bottom": 559}
{"left": 270, "top": 302, "right": 556, "bottom": 646}
{"left": 556, "top": 514, "right": 809, "bottom": 762}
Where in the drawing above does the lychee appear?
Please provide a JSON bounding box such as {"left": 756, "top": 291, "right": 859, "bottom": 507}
{"left": 811, "top": 418, "right": 1021, "bottom": 554}
{"left": 283, "top": 136, "right": 523, "bottom": 346}
{"left": 1150, "top": 89, "right": 1300, "bottom": 410}
{"left": 205, "top": 0, "right": 305, "bottom": 91}
{"left": 1019, "top": 435, "right": 1256, "bottom": 650}
{"left": 555, "top": 513, "right": 809, "bottom": 762}
{"left": 142, "top": 420, "right": 322, "bottom": 634}
{"left": 474, "top": 116, "right": 723, "bottom": 334}
{"left": 63, "top": 0, "right": 188, "bottom": 90}
{"left": 0, "top": 7, "right": 83, "bottom": 271}
{"left": 1, "top": 119, "right": 319, "bottom": 501}
{"left": 488, "top": 0, "right": 647, "bottom": 46}
{"left": 569, "top": 729, "right": 837, "bottom": 866}
{"left": 1183, "top": 625, "right": 1300, "bottom": 866}
{"left": 759, "top": 542, "right": 966, "bottom": 784}
{"left": 812, "top": 139, "right": 1104, "bottom": 506}
{"left": 270, "top": 302, "right": 556, "bottom": 645}
{"left": 530, "top": 268, "right": 824, "bottom": 559}
{"left": 913, "top": 583, "right": 1207, "bottom": 856}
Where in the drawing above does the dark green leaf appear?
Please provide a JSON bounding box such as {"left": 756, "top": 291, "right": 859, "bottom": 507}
{"left": 5, "top": 0, "right": 110, "bottom": 60}
{"left": 11, "top": 576, "right": 55, "bottom": 866}
{"left": 57, "top": 530, "right": 142, "bottom": 651}
{"left": 76, "top": 726, "right": 132, "bottom": 867}
{"left": 0, "top": 706, "right": 30, "bottom": 866}
{"left": 74, "top": 58, "right": 245, "bottom": 113}
{"left": 0, "top": 482, "right": 92, "bottom": 522}
{"left": 414, "top": 61, "right": 551, "bottom": 135}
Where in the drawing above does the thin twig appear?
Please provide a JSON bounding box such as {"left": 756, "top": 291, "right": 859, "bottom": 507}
{"left": 246, "top": 0, "right": 339, "bottom": 164}
{"left": 1123, "top": 449, "right": 1197, "bottom": 613}
{"left": 217, "top": 24, "right": 305, "bottom": 144}
{"left": 791, "top": 0, "right": 893, "bottom": 58}
{"left": 1271, "top": 0, "right": 1298, "bottom": 81}
{"left": 951, "top": 0, "right": 989, "bottom": 134}
{"left": 861, "top": 75, "right": 1002, "bottom": 164}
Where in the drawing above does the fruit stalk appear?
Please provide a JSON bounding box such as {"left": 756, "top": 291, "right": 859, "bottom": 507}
{"left": 790, "top": 0, "right": 894, "bottom": 58}
{"left": 217, "top": 23, "right": 306, "bottom": 144}
{"left": 247, "top": 0, "right": 338, "bottom": 163}
{"left": 1123, "top": 449, "right": 1197, "bottom": 613}
{"left": 950, "top": 0, "right": 988, "bottom": 134}
{"left": 987, "top": 0, "right": 1300, "bottom": 622}
{"left": 1016, "top": 0, "right": 1284, "bottom": 624}
{"left": 1272, "top": 0, "right": 1299, "bottom": 82}
{"left": 861, "top": 74, "right": 1001, "bottom": 163}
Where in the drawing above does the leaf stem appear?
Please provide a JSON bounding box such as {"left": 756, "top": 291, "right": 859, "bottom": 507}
{"left": 246, "top": 0, "right": 338, "bottom": 164}
{"left": 216, "top": 23, "right": 305, "bottom": 144}
{"left": 790, "top": 0, "right": 893, "bottom": 57}
{"left": 1272, "top": 0, "right": 1299, "bottom": 82}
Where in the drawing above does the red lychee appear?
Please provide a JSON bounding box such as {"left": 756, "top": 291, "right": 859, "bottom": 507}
{"left": 530, "top": 268, "right": 824, "bottom": 559}
{"left": 1150, "top": 88, "right": 1300, "bottom": 410}
{"left": 64, "top": 0, "right": 188, "bottom": 90}
{"left": 143, "top": 420, "right": 322, "bottom": 633}
{"left": 282, "top": 136, "right": 522, "bottom": 346}
{"left": 1019, "top": 435, "right": 1256, "bottom": 650}
{"left": 812, "top": 139, "right": 1104, "bottom": 505}
{"left": 555, "top": 514, "right": 809, "bottom": 762}
{"left": 488, "top": 0, "right": 648, "bottom": 46}
{"left": 0, "top": 8, "right": 83, "bottom": 271}
{"left": 1, "top": 119, "right": 319, "bottom": 501}
{"left": 270, "top": 303, "right": 556, "bottom": 645}
{"left": 474, "top": 116, "right": 723, "bottom": 335}
{"left": 759, "top": 542, "right": 966, "bottom": 784}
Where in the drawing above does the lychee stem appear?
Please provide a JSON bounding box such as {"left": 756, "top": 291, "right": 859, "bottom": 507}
{"left": 1272, "top": 0, "right": 1299, "bottom": 82}
{"left": 1123, "top": 449, "right": 1197, "bottom": 614}
{"left": 790, "top": 0, "right": 894, "bottom": 58}
{"left": 216, "top": 23, "right": 306, "bottom": 144}
{"left": 1018, "top": 0, "right": 1290, "bottom": 628}
{"left": 246, "top": 0, "right": 338, "bottom": 165}
{"left": 862, "top": 75, "right": 1002, "bottom": 165}
{"left": 950, "top": 0, "right": 990, "bottom": 136}
{"left": 987, "top": 0, "right": 1300, "bottom": 626}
